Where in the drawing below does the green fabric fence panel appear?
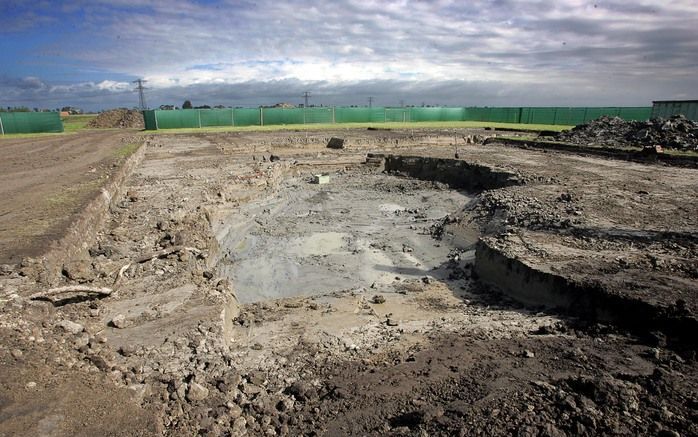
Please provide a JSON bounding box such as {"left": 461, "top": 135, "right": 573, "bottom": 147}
{"left": 200, "top": 109, "right": 234, "bottom": 127}
{"left": 652, "top": 101, "right": 698, "bottom": 121}
{"left": 303, "top": 108, "right": 334, "bottom": 124}
{"left": 582, "top": 107, "right": 618, "bottom": 123}
{"left": 464, "top": 107, "right": 489, "bottom": 122}
{"left": 262, "top": 108, "right": 304, "bottom": 125}
{"left": 140, "top": 106, "right": 653, "bottom": 130}
{"left": 334, "top": 107, "right": 385, "bottom": 123}
{"left": 384, "top": 108, "right": 410, "bottom": 122}
{"left": 617, "top": 107, "right": 652, "bottom": 121}
{"left": 233, "top": 108, "right": 261, "bottom": 126}
{"left": 0, "top": 112, "right": 63, "bottom": 134}
{"left": 154, "top": 109, "right": 201, "bottom": 129}
{"left": 143, "top": 110, "right": 157, "bottom": 130}
{"left": 410, "top": 107, "right": 465, "bottom": 122}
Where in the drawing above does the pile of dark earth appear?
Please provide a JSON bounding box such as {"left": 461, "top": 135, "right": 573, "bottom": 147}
{"left": 87, "top": 108, "right": 145, "bottom": 129}
{"left": 555, "top": 115, "right": 698, "bottom": 151}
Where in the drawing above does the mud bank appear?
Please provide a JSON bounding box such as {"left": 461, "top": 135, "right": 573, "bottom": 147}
{"left": 475, "top": 238, "right": 698, "bottom": 345}
{"left": 384, "top": 155, "right": 522, "bottom": 190}
{"left": 40, "top": 142, "right": 147, "bottom": 282}
{"left": 382, "top": 154, "right": 698, "bottom": 346}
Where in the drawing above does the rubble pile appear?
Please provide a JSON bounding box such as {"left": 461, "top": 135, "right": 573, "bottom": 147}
{"left": 87, "top": 109, "right": 145, "bottom": 129}
{"left": 556, "top": 115, "right": 698, "bottom": 151}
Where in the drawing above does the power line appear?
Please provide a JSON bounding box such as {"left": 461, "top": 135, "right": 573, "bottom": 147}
{"left": 133, "top": 79, "right": 148, "bottom": 110}
{"left": 302, "top": 91, "right": 311, "bottom": 108}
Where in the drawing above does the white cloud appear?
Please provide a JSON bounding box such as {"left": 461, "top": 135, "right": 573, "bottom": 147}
{"left": 3, "top": 0, "right": 698, "bottom": 110}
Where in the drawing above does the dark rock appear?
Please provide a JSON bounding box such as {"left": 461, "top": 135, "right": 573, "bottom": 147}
{"left": 285, "top": 381, "right": 317, "bottom": 401}
{"left": 327, "top": 137, "right": 345, "bottom": 149}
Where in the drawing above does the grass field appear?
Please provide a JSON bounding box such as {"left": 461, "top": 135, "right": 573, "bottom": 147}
{"left": 148, "top": 120, "right": 574, "bottom": 135}
{"left": 62, "top": 114, "right": 97, "bottom": 132}
{"left": 1, "top": 118, "right": 572, "bottom": 139}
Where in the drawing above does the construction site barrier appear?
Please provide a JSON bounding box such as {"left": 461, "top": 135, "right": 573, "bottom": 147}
{"left": 142, "top": 106, "right": 652, "bottom": 130}
{"left": 0, "top": 112, "right": 64, "bottom": 134}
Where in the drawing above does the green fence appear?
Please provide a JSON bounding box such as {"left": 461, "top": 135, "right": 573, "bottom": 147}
{"left": 0, "top": 112, "right": 64, "bottom": 134}
{"left": 652, "top": 100, "right": 698, "bottom": 121}
{"left": 143, "top": 106, "right": 652, "bottom": 130}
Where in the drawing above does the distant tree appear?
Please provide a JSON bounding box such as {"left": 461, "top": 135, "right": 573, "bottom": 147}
{"left": 0, "top": 106, "right": 31, "bottom": 112}
{"left": 182, "top": 100, "right": 193, "bottom": 109}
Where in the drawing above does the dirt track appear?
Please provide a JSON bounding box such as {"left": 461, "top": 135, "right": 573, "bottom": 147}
{"left": 0, "top": 129, "right": 696, "bottom": 436}
{"left": 0, "top": 131, "right": 142, "bottom": 264}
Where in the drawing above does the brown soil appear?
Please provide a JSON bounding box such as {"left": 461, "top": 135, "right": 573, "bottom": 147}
{"left": 0, "top": 130, "right": 143, "bottom": 265}
{"left": 0, "top": 129, "right": 696, "bottom": 437}
{"left": 87, "top": 109, "right": 145, "bottom": 129}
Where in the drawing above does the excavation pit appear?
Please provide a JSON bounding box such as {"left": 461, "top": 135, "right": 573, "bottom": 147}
{"left": 217, "top": 171, "right": 473, "bottom": 303}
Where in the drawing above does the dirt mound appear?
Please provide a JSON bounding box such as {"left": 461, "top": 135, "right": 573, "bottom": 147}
{"left": 556, "top": 115, "right": 698, "bottom": 150}
{"left": 87, "top": 109, "right": 144, "bottom": 129}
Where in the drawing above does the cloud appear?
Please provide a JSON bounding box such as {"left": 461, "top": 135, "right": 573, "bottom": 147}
{"left": 2, "top": 0, "right": 698, "bottom": 110}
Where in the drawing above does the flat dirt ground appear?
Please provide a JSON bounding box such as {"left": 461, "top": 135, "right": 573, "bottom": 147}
{"left": 0, "top": 130, "right": 141, "bottom": 264}
{"left": 0, "top": 129, "right": 696, "bottom": 437}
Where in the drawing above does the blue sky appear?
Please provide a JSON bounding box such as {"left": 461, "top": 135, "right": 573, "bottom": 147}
{"left": 2, "top": 0, "right": 697, "bottom": 111}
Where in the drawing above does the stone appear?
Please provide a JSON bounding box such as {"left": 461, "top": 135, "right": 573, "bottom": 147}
{"left": 522, "top": 350, "right": 535, "bottom": 358}
{"left": 372, "top": 295, "right": 386, "bottom": 304}
{"left": 242, "top": 383, "right": 264, "bottom": 396}
{"left": 232, "top": 416, "right": 247, "bottom": 434}
{"left": 286, "top": 381, "right": 317, "bottom": 401}
{"left": 61, "top": 261, "right": 94, "bottom": 282}
{"left": 227, "top": 403, "right": 243, "bottom": 419}
{"left": 187, "top": 382, "right": 210, "bottom": 402}
{"left": 57, "top": 320, "right": 84, "bottom": 335}
{"left": 326, "top": 137, "right": 345, "bottom": 149}
{"left": 74, "top": 333, "right": 90, "bottom": 349}
{"left": 10, "top": 349, "right": 23, "bottom": 359}
{"left": 25, "top": 382, "right": 37, "bottom": 389}
{"left": 119, "top": 344, "right": 137, "bottom": 357}
{"left": 88, "top": 354, "right": 112, "bottom": 371}
{"left": 110, "top": 314, "right": 130, "bottom": 329}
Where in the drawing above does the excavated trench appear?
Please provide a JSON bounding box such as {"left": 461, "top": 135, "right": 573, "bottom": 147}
{"left": 216, "top": 170, "right": 474, "bottom": 303}
{"left": 212, "top": 154, "right": 696, "bottom": 343}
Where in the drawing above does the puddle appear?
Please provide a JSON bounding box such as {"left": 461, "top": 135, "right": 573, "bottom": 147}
{"left": 217, "top": 172, "right": 473, "bottom": 303}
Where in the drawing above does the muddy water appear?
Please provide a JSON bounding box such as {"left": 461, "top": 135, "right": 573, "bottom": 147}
{"left": 217, "top": 172, "right": 472, "bottom": 303}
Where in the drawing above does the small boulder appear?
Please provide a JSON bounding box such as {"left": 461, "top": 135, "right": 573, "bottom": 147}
{"left": 57, "top": 320, "right": 84, "bottom": 335}
{"left": 187, "top": 382, "right": 210, "bottom": 402}
{"left": 110, "top": 314, "right": 131, "bottom": 329}
{"left": 327, "top": 137, "right": 345, "bottom": 149}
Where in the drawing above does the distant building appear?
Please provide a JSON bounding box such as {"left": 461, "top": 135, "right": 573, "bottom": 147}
{"left": 61, "top": 106, "right": 83, "bottom": 115}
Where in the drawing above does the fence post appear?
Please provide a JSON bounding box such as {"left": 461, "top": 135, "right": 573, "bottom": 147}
{"left": 332, "top": 107, "right": 335, "bottom": 124}
{"left": 154, "top": 110, "right": 159, "bottom": 130}
{"left": 231, "top": 108, "right": 235, "bottom": 127}
{"left": 260, "top": 107, "right": 264, "bottom": 126}
{"left": 198, "top": 110, "right": 202, "bottom": 128}
{"left": 0, "top": 114, "right": 4, "bottom": 135}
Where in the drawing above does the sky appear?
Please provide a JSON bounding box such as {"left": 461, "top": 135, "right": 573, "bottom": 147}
{"left": 1, "top": 0, "right": 697, "bottom": 111}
